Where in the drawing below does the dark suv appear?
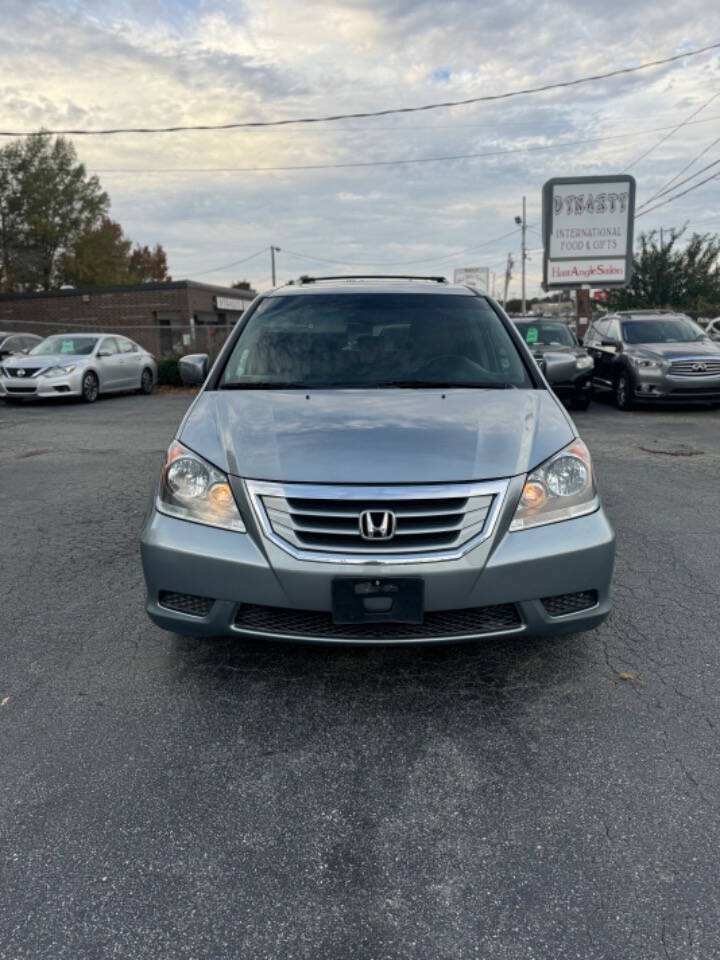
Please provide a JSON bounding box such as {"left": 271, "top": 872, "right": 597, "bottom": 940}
{"left": 513, "top": 317, "right": 594, "bottom": 410}
{"left": 584, "top": 311, "right": 720, "bottom": 409}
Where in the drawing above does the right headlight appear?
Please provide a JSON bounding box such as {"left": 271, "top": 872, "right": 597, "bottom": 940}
{"left": 510, "top": 439, "right": 598, "bottom": 531}
{"left": 156, "top": 441, "right": 246, "bottom": 533}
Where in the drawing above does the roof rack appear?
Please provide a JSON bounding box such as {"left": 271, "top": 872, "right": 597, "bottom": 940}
{"left": 292, "top": 274, "right": 448, "bottom": 285}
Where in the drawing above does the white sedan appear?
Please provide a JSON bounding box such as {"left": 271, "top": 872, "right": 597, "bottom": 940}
{"left": 0, "top": 333, "right": 157, "bottom": 403}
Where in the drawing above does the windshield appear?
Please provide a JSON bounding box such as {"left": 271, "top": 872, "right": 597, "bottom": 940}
{"left": 220, "top": 293, "right": 533, "bottom": 388}
{"left": 514, "top": 320, "right": 575, "bottom": 347}
{"left": 29, "top": 336, "right": 98, "bottom": 356}
{"left": 621, "top": 318, "right": 706, "bottom": 345}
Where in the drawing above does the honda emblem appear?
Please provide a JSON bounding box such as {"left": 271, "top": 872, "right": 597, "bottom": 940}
{"left": 359, "top": 510, "right": 397, "bottom": 541}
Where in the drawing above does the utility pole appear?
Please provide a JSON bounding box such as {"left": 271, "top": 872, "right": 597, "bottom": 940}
{"left": 270, "top": 245, "right": 280, "bottom": 286}
{"left": 503, "top": 253, "right": 514, "bottom": 308}
{"left": 514, "top": 195, "right": 527, "bottom": 314}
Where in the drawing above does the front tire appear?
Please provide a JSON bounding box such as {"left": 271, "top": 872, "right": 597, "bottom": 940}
{"left": 139, "top": 367, "right": 154, "bottom": 395}
{"left": 81, "top": 371, "right": 99, "bottom": 403}
{"left": 614, "top": 371, "right": 634, "bottom": 410}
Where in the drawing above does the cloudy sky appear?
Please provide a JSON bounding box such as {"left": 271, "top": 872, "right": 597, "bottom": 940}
{"left": 3, "top": 0, "right": 720, "bottom": 297}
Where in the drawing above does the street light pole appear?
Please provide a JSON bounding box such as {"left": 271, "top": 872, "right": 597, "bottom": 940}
{"left": 270, "top": 245, "right": 280, "bottom": 286}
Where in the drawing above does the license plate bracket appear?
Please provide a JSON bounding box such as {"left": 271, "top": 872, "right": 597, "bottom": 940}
{"left": 332, "top": 577, "right": 424, "bottom": 625}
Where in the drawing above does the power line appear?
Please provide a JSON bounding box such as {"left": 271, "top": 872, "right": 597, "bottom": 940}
{"left": 89, "top": 115, "right": 720, "bottom": 176}
{"left": 638, "top": 132, "right": 720, "bottom": 207}
{"left": 4, "top": 42, "right": 719, "bottom": 137}
{"left": 635, "top": 171, "right": 720, "bottom": 218}
{"left": 636, "top": 156, "right": 720, "bottom": 210}
{"left": 626, "top": 89, "right": 720, "bottom": 168}
{"left": 191, "top": 245, "right": 269, "bottom": 276}
{"left": 278, "top": 229, "right": 521, "bottom": 269}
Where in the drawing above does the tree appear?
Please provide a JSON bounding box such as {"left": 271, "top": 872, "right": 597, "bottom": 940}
{"left": 60, "top": 217, "right": 132, "bottom": 287}
{"left": 128, "top": 243, "right": 170, "bottom": 283}
{"left": 0, "top": 132, "right": 108, "bottom": 291}
{"left": 608, "top": 230, "right": 720, "bottom": 317}
{"left": 231, "top": 279, "right": 257, "bottom": 295}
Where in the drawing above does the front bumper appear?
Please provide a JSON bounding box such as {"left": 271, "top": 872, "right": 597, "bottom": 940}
{"left": 0, "top": 371, "right": 83, "bottom": 399}
{"left": 631, "top": 369, "right": 720, "bottom": 402}
{"left": 140, "top": 505, "right": 615, "bottom": 644}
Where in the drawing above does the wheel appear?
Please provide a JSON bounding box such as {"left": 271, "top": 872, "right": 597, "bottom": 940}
{"left": 81, "top": 371, "right": 99, "bottom": 403}
{"left": 614, "top": 371, "right": 634, "bottom": 410}
{"left": 572, "top": 390, "right": 591, "bottom": 411}
{"left": 139, "top": 367, "right": 154, "bottom": 395}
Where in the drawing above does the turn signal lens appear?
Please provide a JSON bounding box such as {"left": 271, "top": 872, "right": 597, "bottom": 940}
{"left": 520, "top": 480, "right": 548, "bottom": 510}
{"left": 208, "top": 482, "right": 234, "bottom": 509}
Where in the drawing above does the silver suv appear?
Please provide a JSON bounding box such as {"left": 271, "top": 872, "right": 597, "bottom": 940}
{"left": 584, "top": 311, "right": 720, "bottom": 409}
{"left": 140, "top": 277, "right": 615, "bottom": 644}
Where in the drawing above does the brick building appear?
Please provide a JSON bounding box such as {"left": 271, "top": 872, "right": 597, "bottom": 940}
{"left": 0, "top": 280, "right": 255, "bottom": 358}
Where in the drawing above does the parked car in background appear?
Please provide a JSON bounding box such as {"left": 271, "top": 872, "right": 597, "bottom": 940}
{"left": 512, "top": 316, "right": 594, "bottom": 410}
{"left": 706, "top": 318, "right": 720, "bottom": 342}
{"left": 141, "top": 276, "right": 614, "bottom": 645}
{"left": 0, "top": 333, "right": 157, "bottom": 403}
{"left": 0, "top": 332, "right": 43, "bottom": 360}
{"left": 584, "top": 311, "right": 720, "bottom": 409}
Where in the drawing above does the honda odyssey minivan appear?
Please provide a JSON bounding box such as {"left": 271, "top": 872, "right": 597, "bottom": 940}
{"left": 140, "top": 276, "right": 615, "bottom": 644}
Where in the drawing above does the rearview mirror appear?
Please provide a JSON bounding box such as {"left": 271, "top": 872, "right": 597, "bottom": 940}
{"left": 543, "top": 354, "right": 577, "bottom": 386}
{"left": 179, "top": 353, "right": 209, "bottom": 386}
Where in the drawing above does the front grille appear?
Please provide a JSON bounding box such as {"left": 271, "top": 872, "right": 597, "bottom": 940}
{"left": 542, "top": 590, "right": 598, "bottom": 617}
{"left": 5, "top": 386, "right": 37, "bottom": 394}
{"left": 5, "top": 367, "right": 41, "bottom": 378}
{"left": 248, "top": 480, "right": 506, "bottom": 558}
{"left": 158, "top": 590, "right": 214, "bottom": 617}
{"left": 233, "top": 602, "right": 522, "bottom": 641}
{"left": 670, "top": 359, "right": 720, "bottom": 376}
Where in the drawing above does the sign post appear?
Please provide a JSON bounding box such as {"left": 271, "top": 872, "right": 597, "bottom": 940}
{"left": 542, "top": 175, "right": 636, "bottom": 291}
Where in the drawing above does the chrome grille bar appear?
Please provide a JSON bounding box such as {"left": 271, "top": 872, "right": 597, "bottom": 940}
{"left": 670, "top": 359, "right": 720, "bottom": 376}
{"left": 246, "top": 479, "right": 509, "bottom": 564}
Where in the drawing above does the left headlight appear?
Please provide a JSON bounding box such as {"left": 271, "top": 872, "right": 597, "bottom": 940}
{"left": 629, "top": 357, "right": 663, "bottom": 371}
{"left": 510, "top": 439, "right": 598, "bottom": 531}
{"left": 41, "top": 364, "right": 77, "bottom": 378}
{"left": 156, "top": 441, "right": 246, "bottom": 533}
{"left": 576, "top": 355, "right": 594, "bottom": 370}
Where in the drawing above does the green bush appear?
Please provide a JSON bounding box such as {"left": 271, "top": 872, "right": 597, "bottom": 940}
{"left": 156, "top": 352, "right": 182, "bottom": 386}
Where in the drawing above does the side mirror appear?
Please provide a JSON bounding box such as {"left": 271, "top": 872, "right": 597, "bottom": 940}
{"left": 179, "top": 353, "right": 209, "bottom": 386}
{"left": 97, "top": 350, "right": 111, "bottom": 358}
{"left": 543, "top": 354, "right": 577, "bottom": 386}
{"left": 600, "top": 338, "right": 618, "bottom": 348}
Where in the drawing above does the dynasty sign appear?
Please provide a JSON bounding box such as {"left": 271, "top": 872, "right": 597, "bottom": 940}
{"left": 542, "top": 175, "right": 636, "bottom": 289}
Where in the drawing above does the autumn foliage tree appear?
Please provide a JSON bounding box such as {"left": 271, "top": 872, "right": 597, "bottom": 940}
{"left": 0, "top": 132, "right": 169, "bottom": 292}
{"left": 608, "top": 230, "right": 720, "bottom": 317}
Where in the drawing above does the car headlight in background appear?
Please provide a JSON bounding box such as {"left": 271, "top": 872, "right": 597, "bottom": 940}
{"left": 41, "top": 364, "right": 77, "bottom": 378}
{"left": 629, "top": 357, "right": 663, "bottom": 371}
{"left": 575, "top": 355, "right": 594, "bottom": 370}
{"left": 510, "top": 439, "right": 598, "bottom": 531}
{"left": 156, "top": 441, "right": 246, "bottom": 533}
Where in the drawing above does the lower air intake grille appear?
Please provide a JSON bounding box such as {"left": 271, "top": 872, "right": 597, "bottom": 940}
{"left": 233, "top": 602, "right": 521, "bottom": 641}
{"left": 541, "top": 590, "right": 598, "bottom": 617}
{"left": 159, "top": 590, "right": 214, "bottom": 618}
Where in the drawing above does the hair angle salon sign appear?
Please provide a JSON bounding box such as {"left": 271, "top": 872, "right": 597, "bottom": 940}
{"left": 542, "top": 174, "right": 636, "bottom": 290}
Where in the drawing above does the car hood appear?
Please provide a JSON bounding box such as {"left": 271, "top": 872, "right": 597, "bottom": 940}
{"left": 626, "top": 341, "right": 720, "bottom": 361}
{"left": 3, "top": 353, "right": 89, "bottom": 370}
{"left": 179, "top": 388, "right": 574, "bottom": 483}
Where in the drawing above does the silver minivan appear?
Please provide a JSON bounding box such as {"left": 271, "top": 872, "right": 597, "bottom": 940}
{"left": 141, "top": 277, "right": 615, "bottom": 644}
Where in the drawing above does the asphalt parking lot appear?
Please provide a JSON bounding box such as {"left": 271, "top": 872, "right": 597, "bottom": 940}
{"left": 2, "top": 391, "right": 720, "bottom": 960}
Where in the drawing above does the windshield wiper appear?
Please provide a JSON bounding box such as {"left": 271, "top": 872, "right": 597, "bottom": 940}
{"left": 220, "top": 381, "right": 316, "bottom": 389}
{"left": 370, "top": 379, "right": 516, "bottom": 389}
